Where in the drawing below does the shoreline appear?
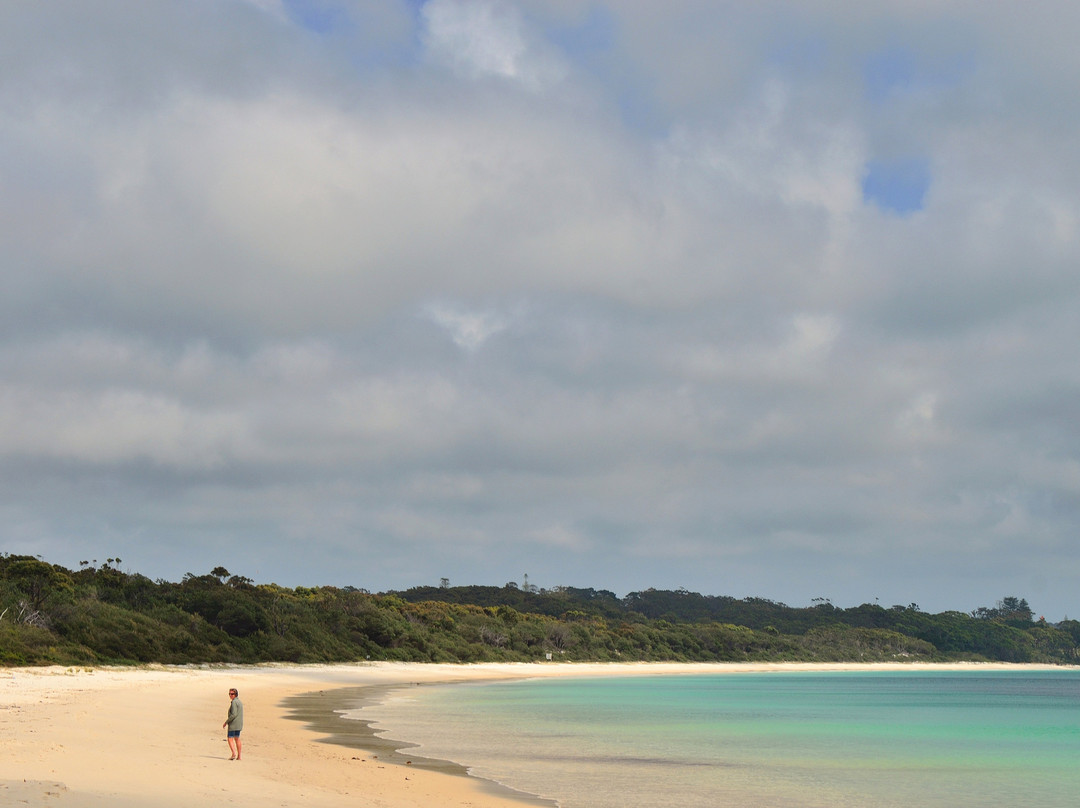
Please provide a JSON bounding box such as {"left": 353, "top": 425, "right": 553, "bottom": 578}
{"left": 1, "top": 661, "right": 1072, "bottom": 807}
{"left": 281, "top": 684, "right": 559, "bottom": 806}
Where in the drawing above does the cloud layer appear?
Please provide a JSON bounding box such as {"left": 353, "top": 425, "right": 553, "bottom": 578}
{"left": 3, "top": 0, "right": 1079, "bottom": 617}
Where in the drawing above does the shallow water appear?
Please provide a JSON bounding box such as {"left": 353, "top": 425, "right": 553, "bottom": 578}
{"left": 355, "top": 670, "right": 1080, "bottom": 807}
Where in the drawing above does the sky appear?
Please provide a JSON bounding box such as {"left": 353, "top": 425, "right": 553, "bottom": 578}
{"left": 3, "top": 1, "right": 1080, "bottom": 618}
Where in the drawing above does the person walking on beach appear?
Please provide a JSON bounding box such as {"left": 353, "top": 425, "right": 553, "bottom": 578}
{"left": 223, "top": 688, "right": 243, "bottom": 760}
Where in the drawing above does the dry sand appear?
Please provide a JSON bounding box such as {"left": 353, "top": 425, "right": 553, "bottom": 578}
{"left": 1, "top": 661, "right": 1065, "bottom": 807}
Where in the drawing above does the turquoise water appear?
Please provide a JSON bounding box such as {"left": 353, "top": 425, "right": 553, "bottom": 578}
{"left": 357, "top": 670, "right": 1080, "bottom": 807}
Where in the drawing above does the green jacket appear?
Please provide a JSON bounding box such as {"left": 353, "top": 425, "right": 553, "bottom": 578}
{"left": 226, "top": 698, "right": 244, "bottom": 732}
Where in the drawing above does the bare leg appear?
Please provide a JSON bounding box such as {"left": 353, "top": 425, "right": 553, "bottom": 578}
{"left": 235, "top": 736, "right": 242, "bottom": 760}
{"left": 227, "top": 737, "right": 237, "bottom": 759}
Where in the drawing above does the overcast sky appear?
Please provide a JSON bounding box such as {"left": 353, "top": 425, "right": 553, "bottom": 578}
{"left": 3, "top": 0, "right": 1079, "bottom": 618}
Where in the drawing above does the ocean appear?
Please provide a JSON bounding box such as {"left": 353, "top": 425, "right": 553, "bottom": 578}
{"left": 350, "top": 669, "right": 1080, "bottom": 808}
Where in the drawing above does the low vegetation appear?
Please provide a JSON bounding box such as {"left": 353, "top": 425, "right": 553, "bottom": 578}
{"left": 1, "top": 554, "right": 1076, "bottom": 667}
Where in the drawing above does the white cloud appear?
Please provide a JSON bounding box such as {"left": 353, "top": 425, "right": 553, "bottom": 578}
{"left": 3, "top": 1, "right": 1080, "bottom": 616}
{"left": 0, "top": 384, "right": 249, "bottom": 470}
{"left": 422, "top": 0, "right": 569, "bottom": 89}
{"left": 423, "top": 302, "right": 510, "bottom": 350}
{"left": 895, "top": 391, "right": 940, "bottom": 443}
{"left": 233, "top": 0, "right": 287, "bottom": 21}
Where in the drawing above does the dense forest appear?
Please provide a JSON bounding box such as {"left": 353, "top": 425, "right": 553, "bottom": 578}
{"left": 2, "top": 553, "right": 1078, "bottom": 666}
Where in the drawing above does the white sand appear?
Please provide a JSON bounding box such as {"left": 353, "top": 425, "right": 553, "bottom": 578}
{"left": 1, "top": 661, "right": 1067, "bottom": 807}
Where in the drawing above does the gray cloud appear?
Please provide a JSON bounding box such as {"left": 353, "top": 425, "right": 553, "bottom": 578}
{"left": 2, "top": 0, "right": 1079, "bottom": 618}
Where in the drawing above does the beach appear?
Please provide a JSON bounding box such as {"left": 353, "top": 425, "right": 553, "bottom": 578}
{"left": 1, "top": 661, "right": 1066, "bottom": 808}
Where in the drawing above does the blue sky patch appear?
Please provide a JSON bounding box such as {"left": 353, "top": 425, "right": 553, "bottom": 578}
{"left": 864, "top": 47, "right": 916, "bottom": 102}
{"left": 546, "top": 5, "right": 615, "bottom": 58}
{"left": 862, "top": 157, "right": 930, "bottom": 215}
{"left": 283, "top": 0, "right": 345, "bottom": 35}
{"left": 864, "top": 41, "right": 974, "bottom": 103}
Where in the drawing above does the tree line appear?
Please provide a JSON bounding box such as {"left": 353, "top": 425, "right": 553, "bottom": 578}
{"left": 1, "top": 553, "right": 1077, "bottom": 666}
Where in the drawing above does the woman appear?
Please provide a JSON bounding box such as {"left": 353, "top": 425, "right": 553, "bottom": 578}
{"left": 222, "top": 688, "right": 243, "bottom": 760}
